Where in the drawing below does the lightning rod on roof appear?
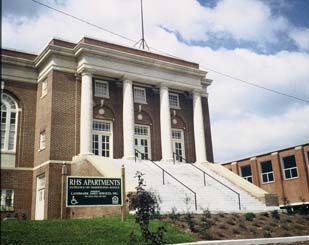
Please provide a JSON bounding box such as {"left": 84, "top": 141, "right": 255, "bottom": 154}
{"left": 134, "top": 0, "right": 149, "bottom": 50}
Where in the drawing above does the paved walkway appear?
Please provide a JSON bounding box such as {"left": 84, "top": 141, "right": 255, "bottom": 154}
{"left": 171, "top": 236, "right": 309, "bottom": 245}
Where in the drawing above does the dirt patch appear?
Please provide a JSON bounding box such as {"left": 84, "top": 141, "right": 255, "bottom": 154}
{"left": 162, "top": 211, "right": 309, "bottom": 241}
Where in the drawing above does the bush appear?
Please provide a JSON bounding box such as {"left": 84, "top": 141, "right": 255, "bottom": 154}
{"left": 184, "top": 212, "right": 196, "bottom": 232}
{"left": 271, "top": 210, "right": 280, "bottom": 220}
{"left": 244, "top": 212, "right": 255, "bottom": 221}
{"left": 128, "top": 171, "right": 166, "bottom": 245}
{"left": 168, "top": 207, "right": 180, "bottom": 222}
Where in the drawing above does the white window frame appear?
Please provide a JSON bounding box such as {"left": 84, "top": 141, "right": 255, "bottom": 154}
{"left": 39, "top": 131, "right": 46, "bottom": 150}
{"left": 1, "top": 93, "right": 18, "bottom": 152}
{"left": 1, "top": 189, "right": 14, "bottom": 211}
{"left": 94, "top": 79, "right": 109, "bottom": 98}
{"left": 240, "top": 165, "right": 253, "bottom": 183}
{"left": 169, "top": 93, "right": 180, "bottom": 109}
{"left": 41, "top": 79, "right": 48, "bottom": 97}
{"left": 260, "top": 160, "right": 275, "bottom": 184}
{"left": 172, "top": 129, "right": 185, "bottom": 162}
{"left": 282, "top": 155, "right": 299, "bottom": 180}
{"left": 92, "top": 120, "right": 113, "bottom": 158}
{"left": 134, "top": 124, "right": 151, "bottom": 160}
{"left": 134, "top": 87, "right": 147, "bottom": 104}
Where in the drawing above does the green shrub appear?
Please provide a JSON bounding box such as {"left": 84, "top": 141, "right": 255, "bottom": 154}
{"left": 244, "top": 212, "right": 256, "bottom": 221}
{"left": 271, "top": 210, "right": 280, "bottom": 220}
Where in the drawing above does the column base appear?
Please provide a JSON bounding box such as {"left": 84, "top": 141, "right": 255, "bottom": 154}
{"left": 122, "top": 156, "right": 136, "bottom": 160}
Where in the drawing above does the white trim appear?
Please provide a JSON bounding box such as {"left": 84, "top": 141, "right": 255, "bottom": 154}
{"left": 94, "top": 79, "right": 109, "bottom": 98}
{"left": 169, "top": 92, "right": 180, "bottom": 109}
{"left": 134, "top": 124, "right": 151, "bottom": 160}
{"left": 281, "top": 155, "right": 299, "bottom": 180}
{"left": 1, "top": 160, "right": 71, "bottom": 171}
{"left": 92, "top": 119, "right": 113, "bottom": 158}
{"left": 133, "top": 86, "right": 147, "bottom": 104}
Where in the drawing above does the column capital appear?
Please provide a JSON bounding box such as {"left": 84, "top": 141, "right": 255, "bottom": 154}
{"left": 81, "top": 71, "right": 92, "bottom": 77}
{"left": 160, "top": 84, "right": 169, "bottom": 90}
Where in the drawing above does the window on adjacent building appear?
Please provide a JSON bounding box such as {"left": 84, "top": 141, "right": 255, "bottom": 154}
{"left": 240, "top": 165, "right": 252, "bottom": 183}
{"left": 1, "top": 189, "right": 14, "bottom": 211}
{"left": 1, "top": 93, "right": 18, "bottom": 151}
{"left": 39, "top": 131, "right": 46, "bottom": 150}
{"left": 260, "top": 160, "right": 274, "bottom": 183}
{"left": 306, "top": 151, "right": 309, "bottom": 166}
{"left": 134, "top": 87, "right": 147, "bottom": 104}
{"left": 41, "top": 79, "right": 48, "bottom": 97}
{"left": 282, "top": 155, "right": 298, "bottom": 179}
{"left": 169, "top": 93, "right": 180, "bottom": 108}
{"left": 94, "top": 80, "right": 109, "bottom": 98}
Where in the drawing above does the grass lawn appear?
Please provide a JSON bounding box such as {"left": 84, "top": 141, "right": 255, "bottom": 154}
{"left": 1, "top": 215, "right": 196, "bottom": 245}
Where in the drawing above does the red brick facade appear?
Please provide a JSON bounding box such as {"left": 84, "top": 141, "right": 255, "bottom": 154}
{"left": 1, "top": 37, "right": 214, "bottom": 219}
{"left": 222, "top": 144, "right": 309, "bottom": 206}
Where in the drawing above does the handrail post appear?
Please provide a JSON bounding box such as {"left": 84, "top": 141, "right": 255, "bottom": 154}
{"left": 162, "top": 170, "right": 165, "bottom": 185}
{"left": 203, "top": 173, "right": 206, "bottom": 186}
{"left": 238, "top": 194, "right": 241, "bottom": 210}
{"left": 194, "top": 193, "right": 197, "bottom": 211}
{"left": 173, "top": 153, "right": 175, "bottom": 164}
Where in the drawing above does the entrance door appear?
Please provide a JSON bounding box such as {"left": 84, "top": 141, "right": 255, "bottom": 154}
{"left": 172, "top": 129, "right": 185, "bottom": 162}
{"left": 134, "top": 125, "right": 151, "bottom": 160}
{"left": 92, "top": 120, "right": 113, "bottom": 158}
{"left": 35, "top": 175, "right": 45, "bottom": 220}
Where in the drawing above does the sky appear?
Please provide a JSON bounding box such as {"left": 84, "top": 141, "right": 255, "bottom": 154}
{"left": 2, "top": 0, "right": 309, "bottom": 163}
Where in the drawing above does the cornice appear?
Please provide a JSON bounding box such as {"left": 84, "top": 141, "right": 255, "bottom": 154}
{"left": 74, "top": 42, "right": 207, "bottom": 79}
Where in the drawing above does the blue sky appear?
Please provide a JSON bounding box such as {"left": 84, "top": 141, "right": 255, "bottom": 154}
{"left": 2, "top": 0, "right": 309, "bottom": 162}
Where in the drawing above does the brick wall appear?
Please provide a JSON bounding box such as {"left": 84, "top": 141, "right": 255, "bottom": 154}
{"left": 1, "top": 169, "right": 33, "bottom": 220}
{"left": 3, "top": 81, "right": 37, "bottom": 168}
{"left": 223, "top": 144, "right": 309, "bottom": 206}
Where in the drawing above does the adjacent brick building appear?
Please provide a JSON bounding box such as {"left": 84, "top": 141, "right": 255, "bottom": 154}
{"left": 1, "top": 37, "right": 214, "bottom": 219}
{"left": 222, "top": 144, "right": 309, "bottom": 207}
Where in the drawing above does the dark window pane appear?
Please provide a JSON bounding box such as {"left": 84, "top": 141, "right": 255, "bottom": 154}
{"left": 269, "top": 173, "right": 274, "bottom": 182}
{"left": 261, "top": 160, "right": 272, "bottom": 173}
{"left": 248, "top": 177, "right": 253, "bottom": 183}
{"left": 262, "top": 174, "right": 268, "bottom": 183}
{"left": 283, "top": 155, "right": 296, "bottom": 168}
{"left": 285, "top": 169, "right": 291, "bottom": 179}
{"left": 291, "top": 168, "right": 298, "bottom": 178}
{"left": 241, "top": 165, "right": 252, "bottom": 177}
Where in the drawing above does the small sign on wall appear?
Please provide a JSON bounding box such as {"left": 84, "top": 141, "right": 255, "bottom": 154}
{"left": 66, "top": 176, "right": 122, "bottom": 207}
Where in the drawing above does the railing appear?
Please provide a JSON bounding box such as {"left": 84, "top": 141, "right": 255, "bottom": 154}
{"left": 135, "top": 149, "right": 197, "bottom": 210}
{"left": 173, "top": 152, "right": 241, "bottom": 210}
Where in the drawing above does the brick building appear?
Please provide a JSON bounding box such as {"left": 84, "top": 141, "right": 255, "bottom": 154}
{"left": 1, "top": 37, "right": 214, "bottom": 219}
{"left": 222, "top": 144, "right": 309, "bottom": 208}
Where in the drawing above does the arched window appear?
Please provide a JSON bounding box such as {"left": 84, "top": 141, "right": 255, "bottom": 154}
{"left": 1, "top": 93, "right": 18, "bottom": 151}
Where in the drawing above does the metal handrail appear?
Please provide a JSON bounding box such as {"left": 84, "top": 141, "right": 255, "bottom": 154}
{"left": 173, "top": 152, "right": 241, "bottom": 210}
{"left": 135, "top": 149, "right": 197, "bottom": 210}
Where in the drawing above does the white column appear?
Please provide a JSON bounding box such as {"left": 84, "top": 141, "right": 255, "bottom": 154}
{"left": 123, "top": 79, "right": 135, "bottom": 159}
{"left": 193, "top": 91, "right": 207, "bottom": 163}
{"left": 160, "top": 85, "right": 173, "bottom": 162}
{"left": 80, "top": 72, "right": 93, "bottom": 155}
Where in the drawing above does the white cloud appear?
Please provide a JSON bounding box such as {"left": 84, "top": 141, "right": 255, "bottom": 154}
{"left": 290, "top": 28, "right": 309, "bottom": 51}
{"left": 2, "top": 0, "right": 309, "bottom": 163}
{"left": 212, "top": 105, "right": 309, "bottom": 162}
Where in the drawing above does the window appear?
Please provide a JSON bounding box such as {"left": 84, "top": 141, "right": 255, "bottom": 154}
{"left": 134, "top": 125, "right": 151, "bottom": 160}
{"left": 306, "top": 151, "right": 309, "bottom": 166}
{"left": 260, "top": 160, "right": 274, "bottom": 183}
{"left": 134, "top": 87, "right": 147, "bottom": 104}
{"left": 41, "top": 79, "right": 48, "bottom": 97}
{"left": 94, "top": 80, "right": 109, "bottom": 98}
{"left": 282, "top": 155, "right": 298, "bottom": 179}
{"left": 240, "top": 165, "right": 252, "bottom": 183}
{"left": 1, "top": 93, "right": 18, "bottom": 151}
{"left": 92, "top": 120, "right": 113, "bottom": 158}
{"left": 172, "top": 129, "right": 185, "bottom": 162}
{"left": 169, "top": 93, "right": 180, "bottom": 108}
{"left": 39, "top": 131, "right": 46, "bottom": 150}
{"left": 1, "top": 189, "right": 14, "bottom": 211}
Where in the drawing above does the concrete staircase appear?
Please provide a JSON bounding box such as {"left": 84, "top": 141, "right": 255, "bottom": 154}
{"left": 113, "top": 159, "right": 278, "bottom": 214}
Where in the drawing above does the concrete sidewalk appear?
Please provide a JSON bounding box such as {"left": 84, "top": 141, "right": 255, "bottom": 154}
{"left": 171, "top": 235, "right": 309, "bottom": 245}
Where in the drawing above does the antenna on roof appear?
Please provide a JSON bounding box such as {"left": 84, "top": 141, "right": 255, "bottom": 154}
{"left": 134, "top": 0, "right": 149, "bottom": 50}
